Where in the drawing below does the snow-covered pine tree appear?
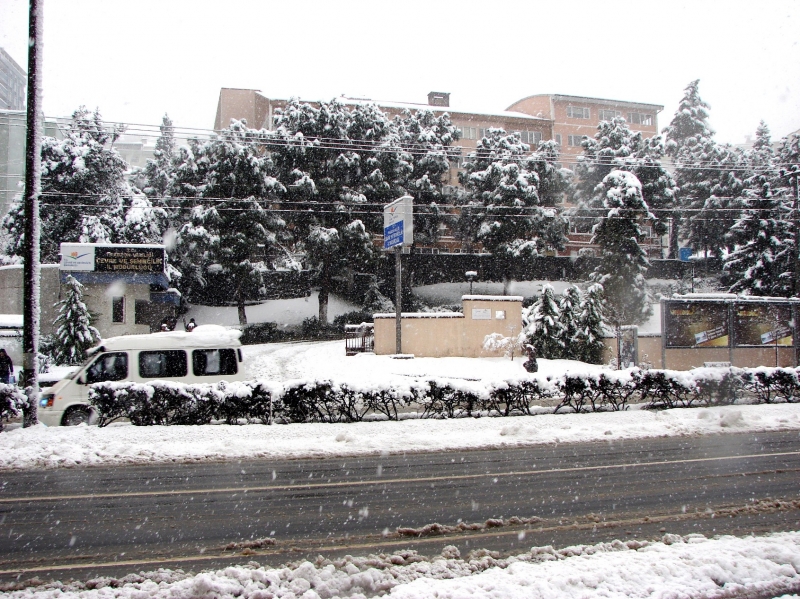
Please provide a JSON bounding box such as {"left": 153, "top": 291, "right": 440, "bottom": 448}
{"left": 270, "top": 99, "right": 397, "bottom": 322}
{"left": 457, "top": 130, "right": 567, "bottom": 294}
{"left": 2, "top": 107, "right": 129, "bottom": 262}
{"left": 52, "top": 275, "right": 100, "bottom": 365}
{"left": 590, "top": 170, "right": 653, "bottom": 344}
{"left": 724, "top": 176, "right": 793, "bottom": 296}
{"left": 143, "top": 114, "right": 176, "bottom": 204}
{"left": 523, "top": 283, "right": 564, "bottom": 359}
{"left": 169, "top": 119, "right": 287, "bottom": 322}
{"left": 571, "top": 118, "right": 675, "bottom": 254}
{"left": 395, "top": 109, "right": 459, "bottom": 245}
{"left": 676, "top": 139, "right": 747, "bottom": 260}
{"left": 558, "top": 285, "right": 582, "bottom": 360}
{"left": 663, "top": 80, "right": 715, "bottom": 257}
{"left": 577, "top": 283, "right": 606, "bottom": 364}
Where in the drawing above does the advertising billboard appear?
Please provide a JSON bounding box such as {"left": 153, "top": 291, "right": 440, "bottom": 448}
{"left": 61, "top": 244, "right": 165, "bottom": 273}
{"left": 664, "top": 301, "right": 729, "bottom": 348}
{"left": 733, "top": 303, "right": 794, "bottom": 347}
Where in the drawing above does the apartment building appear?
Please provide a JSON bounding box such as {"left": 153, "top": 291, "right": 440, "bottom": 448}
{"left": 0, "top": 48, "right": 26, "bottom": 111}
{"left": 506, "top": 94, "right": 663, "bottom": 166}
{"left": 213, "top": 88, "right": 553, "bottom": 187}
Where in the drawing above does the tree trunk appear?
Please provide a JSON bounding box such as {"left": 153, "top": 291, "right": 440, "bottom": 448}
{"left": 236, "top": 282, "right": 248, "bottom": 325}
{"left": 502, "top": 276, "right": 511, "bottom": 296}
{"left": 668, "top": 214, "right": 680, "bottom": 260}
{"left": 318, "top": 264, "right": 330, "bottom": 324}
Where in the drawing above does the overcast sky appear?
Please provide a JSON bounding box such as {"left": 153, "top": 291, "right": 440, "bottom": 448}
{"left": 1, "top": 0, "right": 798, "bottom": 145}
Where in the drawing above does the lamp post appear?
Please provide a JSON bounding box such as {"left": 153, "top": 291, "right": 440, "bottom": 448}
{"left": 465, "top": 271, "right": 477, "bottom": 295}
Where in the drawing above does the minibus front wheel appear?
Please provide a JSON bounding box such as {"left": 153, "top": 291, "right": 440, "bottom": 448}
{"left": 62, "top": 406, "right": 92, "bottom": 426}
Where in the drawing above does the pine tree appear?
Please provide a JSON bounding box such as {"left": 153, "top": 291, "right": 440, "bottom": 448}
{"left": 2, "top": 108, "right": 129, "bottom": 262}
{"left": 577, "top": 283, "right": 606, "bottom": 364}
{"left": 558, "top": 285, "right": 582, "bottom": 360}
{"left": 270, "top": 99, "right": 397, "bottom": 322}
{"left": 52, "top": 275, "right": 100, "bottom": 365}
{"left": 571, "top": 118, "right": 675, "bottom": 253}
{"left": 395, "top": 109, "right": 460, "bottom": 244}
{"left": 663, "top": 80, "right": 715, "bottom": 257}
{"left": 143, "top": 114, "right": 176, "bottom": 203}
{"left": 724, "top": 176, "right": 793, "bottom": 296}
{"left": 523, "top": 283, "right": 564, "bottom": 358}
{"left": 458, "top": 130, "right": 567, "bottom": 294}
{"left": 590, "top": 170, "right": 653, "bottom": 336}
{"left": 169, "top": 119, "right": 286, "bottom": 323}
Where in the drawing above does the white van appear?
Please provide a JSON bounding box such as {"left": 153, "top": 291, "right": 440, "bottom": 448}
{"left": 38, "top": 325, "right": 247, "bottom": 426}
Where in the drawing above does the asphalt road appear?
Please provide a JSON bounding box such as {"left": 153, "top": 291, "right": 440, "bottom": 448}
{"left": 1, "top": 430, "right": 799, "bottom": 583}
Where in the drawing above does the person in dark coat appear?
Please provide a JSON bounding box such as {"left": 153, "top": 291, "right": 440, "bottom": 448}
{"left": 523, "top": 344, "right": 538, "bottom": 373}
{"left": 185, "top": 318, "right": 197, "bottom": 332}
{"left": 0, "top": 349, "right": 13, "bottom": 384}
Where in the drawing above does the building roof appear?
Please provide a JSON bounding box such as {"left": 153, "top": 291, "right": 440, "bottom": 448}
{"left": 508, "top": 93, "right": 664, "bottom": 112}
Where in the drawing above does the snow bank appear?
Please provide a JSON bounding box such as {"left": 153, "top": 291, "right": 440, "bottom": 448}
{"left": 3, "top": 532, "right": 799, "bottom": 598}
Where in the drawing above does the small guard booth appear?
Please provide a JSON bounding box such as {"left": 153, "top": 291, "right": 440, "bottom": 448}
{"left": 374, "top": 295, "right": 523, "bottom": 358}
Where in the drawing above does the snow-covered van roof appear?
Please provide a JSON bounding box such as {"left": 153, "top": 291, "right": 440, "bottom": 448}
{"left": 462, "top": 295, "right": 524, "bottom": 302}
{"left": 95, "top": 325, "right": 241, "bottom": 352}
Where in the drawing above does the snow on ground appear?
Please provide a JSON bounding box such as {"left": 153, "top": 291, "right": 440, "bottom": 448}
{"left": 2, "top": 339, "right": 800, "bottom": 470}
{"left": 184, "top": 291, "right": 359, "bottom": 328}
{"left": 3, "top": 532, "right": 799, "bottom": 598}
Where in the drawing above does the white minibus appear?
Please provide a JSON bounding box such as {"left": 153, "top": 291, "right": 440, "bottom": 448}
{"left": 38, "top": 325, "right": 247, "bottom": 426}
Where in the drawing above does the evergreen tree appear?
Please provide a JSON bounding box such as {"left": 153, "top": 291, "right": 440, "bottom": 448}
{"left": 270, "top": 99, "right": 399, "bottom": 322}
{"left": 558, "top": 285, "right": 582, "bottom": 360}
{"left": 676, "top": 139, "right": 747, "bottom": 259}
{"left": 169, "top": 119, "right": 286, "bottom": 322}
{"left": 663, "top": 80, "right": 715, "bottom": 257}
{"left": 724, "top": 176, "right": 793, "bottom": 296}
{"left": 522, "top": 283, "right": 564, "bottom": 358}
{"left": 2, "top": 107, "right": 130, "bottom": 262}
{"left": 395, "top": 109, "right": 460, "bottom": 244}
{"left": 457, "top": 129, "right": 567, "bottom": 294}
{"left": 143, "top": 114, "right": 176, "bottom": 203}
{"left": 577, "top": 283, "right": 606, "bottom": 364}
{"left": 571, "top": 118, "right": 675, "bottom": 254}
{"left": 52, "top": 275, "right": 100, "bottom": 365}
{"left": 590, "top": 170, "right": 653, "bottom": 338}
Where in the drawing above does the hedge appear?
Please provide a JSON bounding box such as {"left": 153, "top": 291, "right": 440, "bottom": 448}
{"left": 4, "top": 366, "right": 797, "bottom": 429}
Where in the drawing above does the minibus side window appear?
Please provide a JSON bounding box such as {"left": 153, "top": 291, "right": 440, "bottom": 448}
{"left": 85, "top": 352, "right": 128, "bottom": 384}
{"left": 139, "top": 350, "right": 188, "bottom": 378}
{"left": 192, "top": 349, "right": 238, "bottom": 376}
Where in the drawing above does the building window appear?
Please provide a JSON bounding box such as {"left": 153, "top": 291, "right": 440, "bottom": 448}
{"left": 598, "top": 109, "right": 621, "bottom": 121}
{"left": 457, "top": 126, "right": 477, "bottom": 140}
{"left": 112, "top": 296, "right": 125, "bottom": 323}
{"left": 555, "top": 134, "right": 562, "bottom": 145}
{"left": 568, "top": 135, "right": 585, "bottom": 147}
{"left": 566, "top": 106, "right": 590, "bottom": 119}
{"left": 517, "top": 131, "right": 542, "bottom": 145}
{"left": 628, "top": 112, "right": 653, "bottom": 126}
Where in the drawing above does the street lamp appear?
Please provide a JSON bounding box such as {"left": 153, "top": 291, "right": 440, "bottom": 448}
{"left": 465, "top": 271, "right": 477, "bottom": 295}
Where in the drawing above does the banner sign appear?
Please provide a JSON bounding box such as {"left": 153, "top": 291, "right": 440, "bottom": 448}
{"left": 733, "top": 303, "right": 794, "bottom": 347}
{"left": 664, "top": 301, "right": 729, "bottom": 348}
{"left": 383, "top": 195, "right": 413, "bottom": 249}
{"left": 61, "top": 244, "right": 165, "bottom": 273}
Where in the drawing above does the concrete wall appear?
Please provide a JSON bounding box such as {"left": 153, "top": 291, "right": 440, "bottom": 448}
{"left": 83, "top": 282, "right": 152, "bottom": 337}
{"left": 602, "top": 335, "right": 663, "bottom": 369}
{"left": 0, "top": 264, "right": 60, "bottom": 335}
{"left": 374, "top": 297, "right": 523, "bottom": 358}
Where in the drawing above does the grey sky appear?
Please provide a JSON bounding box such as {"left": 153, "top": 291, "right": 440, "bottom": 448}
{"left": 1, "top": 0, "right": 798, "bottom": 144}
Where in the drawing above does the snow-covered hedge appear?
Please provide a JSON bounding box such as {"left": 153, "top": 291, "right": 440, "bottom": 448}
{"left": 0, "top": 383, "right": 28, "bottom": 430}
{"left": 83, "top": 366, "right": 800, "bottom": 427}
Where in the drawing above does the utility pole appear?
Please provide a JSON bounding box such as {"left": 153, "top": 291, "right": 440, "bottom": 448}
{"left": 395, "top": 246, "right": 402, "bottom": 354}
{"left": 22, "top": 0, "right": 43, "bottom": 427}
{"left": 793, "top": 173, "right": 800, "bottom": 298}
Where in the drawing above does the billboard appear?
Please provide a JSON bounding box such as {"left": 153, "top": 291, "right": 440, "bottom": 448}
{"left": 733, "top": 303, "right": 794, "bottom": 347}
{"left": 664, "top": 301, "right": 729, "bottom": 348}
{"left": 61, "top": 244, "right": 165, "bottom": 273}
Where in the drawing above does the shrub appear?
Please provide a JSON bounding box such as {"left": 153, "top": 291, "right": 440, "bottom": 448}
{"left": 0, "top": 383, "right": 27, "bottom": 430}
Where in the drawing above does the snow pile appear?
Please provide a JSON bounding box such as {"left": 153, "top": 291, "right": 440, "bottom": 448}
{"left": 3, "top": 532, "right": 799, "bottom": 598}
{"left": 1, "top": 403, "right": 799, "bottom": 470}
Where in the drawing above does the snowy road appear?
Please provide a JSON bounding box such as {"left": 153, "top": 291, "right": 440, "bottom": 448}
{"left": 2, "top": 430, "right": 798, "bottom": 584}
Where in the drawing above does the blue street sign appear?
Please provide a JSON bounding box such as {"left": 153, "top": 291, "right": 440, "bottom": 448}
{"left": 679, "top": 247, "right": 693, "bottom": 262}
{"left": 384, "top": 220, "right": 404, "bottom": 249}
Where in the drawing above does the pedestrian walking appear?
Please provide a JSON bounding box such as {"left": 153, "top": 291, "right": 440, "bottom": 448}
{"left": 0, "top": 349, "right": 13, "bottom": 384}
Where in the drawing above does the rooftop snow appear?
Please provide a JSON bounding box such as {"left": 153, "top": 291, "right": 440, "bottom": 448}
{"left": 97, "top": 324, "right": 241, "bottom": 351}
{"left": 462, "top": 295, "right": 524, "bottom": 302}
